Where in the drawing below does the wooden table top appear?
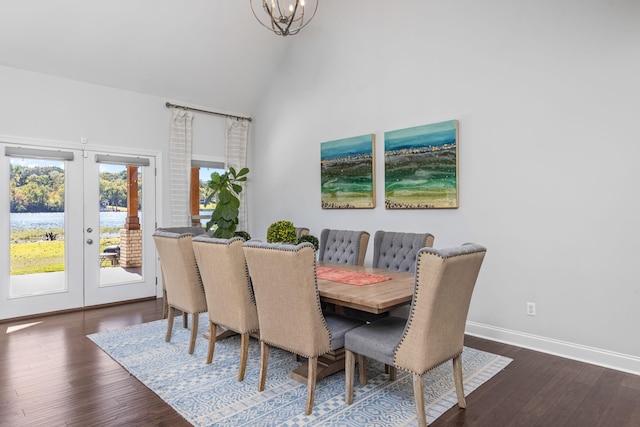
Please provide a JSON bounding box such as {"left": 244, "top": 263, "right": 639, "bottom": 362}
{"left": 316, "top": 261, "right": 415, "bottom": 314}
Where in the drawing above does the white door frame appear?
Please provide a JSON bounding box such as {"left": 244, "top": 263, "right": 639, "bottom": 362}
{"left": 0, "top": 137, "right": 164, "bottom": 320}
{"left": 83, "top": 150, "right": 157, "bottom": 306}
{"left": 0, "top": 143, "right": 85, "bottom": 319}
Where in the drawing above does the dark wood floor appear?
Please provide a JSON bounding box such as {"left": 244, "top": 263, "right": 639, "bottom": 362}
{"left": 1, "top": 300, "right": 639, "bottom": 427}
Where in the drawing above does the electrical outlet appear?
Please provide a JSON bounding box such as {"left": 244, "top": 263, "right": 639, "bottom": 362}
{"left": 526, "top": 302, "right": 536, "bottom": 316}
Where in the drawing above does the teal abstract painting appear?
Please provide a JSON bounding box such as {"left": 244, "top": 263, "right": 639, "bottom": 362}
{"left": 384, "top": 120, "right": 458, "bottom": 209}
{"left": 321, "top": 134, "right": 375, "bottom": 209}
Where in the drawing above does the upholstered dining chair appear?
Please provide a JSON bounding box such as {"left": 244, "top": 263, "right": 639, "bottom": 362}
{"left": 156, "top": 226, "right": 207, "bottom": 319}
{"left": 372, "top": 230, "right": 435, "bottom": 319}
{"left": 372, "top": 230, "right": 435, "bottom": 272}
{"left": 152, "top": 228, "right": 208, "bottom": 354}
{"left": 191, "top": 235, "right": 259, "bottom": 380}
{"left": 318, "top": 229, "right": 370, "bottom": 266}
{"left": 242, "top": 241, "right": 364, "bottom": 415}
{"left": 344, "top": 243, "right": 487, "bottom": 427}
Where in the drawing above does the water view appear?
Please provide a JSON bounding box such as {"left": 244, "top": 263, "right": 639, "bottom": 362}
{"left": 10, "top": 211, "right": 136, "bottom": 232}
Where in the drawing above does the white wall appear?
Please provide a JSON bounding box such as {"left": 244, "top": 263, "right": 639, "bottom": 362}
{"left": 0, "top": 65, "right": 228, "bottom": 300}
{"left": 248, "top": 0, "right": 640, "bottom": 373}
{"left": 0, "top": 65, "right": 228, "bottom": 224}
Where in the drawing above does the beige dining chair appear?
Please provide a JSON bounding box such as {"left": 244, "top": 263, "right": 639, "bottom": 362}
{"left": 156, "top": 226, "right": 207, "bottom": 319}
{"left": 318, "top": 229, "right": 370, "bottom": 266}
{"left": 192, "top": 235, "right": 259, "bottom": 380}
{"left": 242, "top": 241, "right": 364, "bottom": 415}
{"left": 152, "top": 228, "right": 208, "bottom": 354}
{"left": 344, "top": 243, "right": 487, "bottom": 427}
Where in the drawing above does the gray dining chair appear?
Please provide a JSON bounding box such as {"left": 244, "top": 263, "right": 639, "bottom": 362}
{"left": 152, "top": 228, "right": 208, "bottom": 354}
{"left": 372, "top": 230, "right": 435, "bottom": 272}
{"left": 318, "top": 229, "right": 370, "bottom": 266}
{"left": 242, "top": 241, "right": 364, "bottom": 415}
{"left": 344, "top": 243, "right": 487, "bottom": 427}
{"left": 192, "top": 235, "right": 259, "bottom": 380}
{"left": 372, "top": 230, "right": 435, "bottom": 319}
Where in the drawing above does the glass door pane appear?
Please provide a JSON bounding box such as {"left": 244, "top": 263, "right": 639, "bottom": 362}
{"left": 9, "top": 158, "right": 67, "bottom": 297}
{"left": 83, "top": 151, "right": 156, "bottom": 306}
{"left": 98, "top": 163, "right": 143, "bottom": 286}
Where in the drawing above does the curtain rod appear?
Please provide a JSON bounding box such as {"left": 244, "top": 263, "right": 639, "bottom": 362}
{"left": 165, "top": 102, "right": 252, "bottom": 122}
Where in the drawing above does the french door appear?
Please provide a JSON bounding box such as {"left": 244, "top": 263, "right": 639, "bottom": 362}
{"left": 1, "top": 143, "right": 157, "bottom": 320}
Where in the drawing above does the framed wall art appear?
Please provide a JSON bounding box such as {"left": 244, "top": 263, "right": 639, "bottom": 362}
{"left": 384, "top": 120, "right": 458, "bottom": 209}
{"left": 321, "top": 134, "right": 375, "bottom": 209}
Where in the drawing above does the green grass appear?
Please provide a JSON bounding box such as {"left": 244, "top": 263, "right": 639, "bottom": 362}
{"left": 10, "top": 232, "right": 121, "bottom": 275}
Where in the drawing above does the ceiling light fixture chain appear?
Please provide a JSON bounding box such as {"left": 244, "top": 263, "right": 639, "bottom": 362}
{"left": 250, "top": 0, "right": 318, "bottom": 36}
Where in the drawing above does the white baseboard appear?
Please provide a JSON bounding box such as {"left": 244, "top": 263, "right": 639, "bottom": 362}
{"left": 466, "top": 321, "right": 640, "bottom": 376}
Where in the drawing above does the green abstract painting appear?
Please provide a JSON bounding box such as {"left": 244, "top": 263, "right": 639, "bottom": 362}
{"left": 321, "top": 134, "right": 375, "bottom": 209}
{"left": 384, "top": 120, "right": 458, "bottom": 209}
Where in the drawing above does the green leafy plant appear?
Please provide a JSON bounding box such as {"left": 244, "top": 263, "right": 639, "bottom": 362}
{"left": 298, "top": 234, "right": 319, "bottom": 251}
{"left": 234, "top": 230, "right": 252, "bottom": 241}
{"left": 266, "top": 220, "right": 297, "bottom": 243}
{"left": 205, "top": 167, "right": 249, "bottom": 239}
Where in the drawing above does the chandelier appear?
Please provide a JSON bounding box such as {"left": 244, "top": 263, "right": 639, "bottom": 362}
{"left": 250, "top": 0, "right": 318, "bottom": 36}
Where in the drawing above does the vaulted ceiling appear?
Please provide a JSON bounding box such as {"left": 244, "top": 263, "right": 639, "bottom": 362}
{"left": 0, "top": 1, "right": 299, "bottom": 115}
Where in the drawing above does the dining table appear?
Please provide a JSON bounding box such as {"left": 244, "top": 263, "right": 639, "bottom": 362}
{"left": 290, "top": 261, "right": 415, "bottom": 384}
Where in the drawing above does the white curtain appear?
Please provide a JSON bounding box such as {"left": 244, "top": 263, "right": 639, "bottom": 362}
{"left": 226, "top": 117, "right": 250, "bottom": 232}
{"left": 169, "top": 109, "right": 193, "bottom": 226}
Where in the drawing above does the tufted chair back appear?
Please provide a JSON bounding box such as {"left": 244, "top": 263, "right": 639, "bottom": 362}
{"left": 372, "top": 230, "right": 435, "bottom": 272}
{"left": 318, "top": 229, "right": 370, "bottom": 266}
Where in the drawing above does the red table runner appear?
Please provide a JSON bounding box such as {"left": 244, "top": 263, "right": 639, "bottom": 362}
{"left": 316, "top": 266, "right": 392, "bottom": 286}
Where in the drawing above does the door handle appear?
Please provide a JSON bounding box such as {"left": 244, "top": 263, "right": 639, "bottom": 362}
{"left": 86, "top": 239, "right": 94, "bottom": 245}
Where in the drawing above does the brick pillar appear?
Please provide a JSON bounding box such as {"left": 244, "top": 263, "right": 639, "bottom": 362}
{"left": 119, "top": 228, "right": 142, "bottom": 268}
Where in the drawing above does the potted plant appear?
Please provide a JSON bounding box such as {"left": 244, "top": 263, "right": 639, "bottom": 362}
{"left": 267, "top": 220, "right": 319, "bottom": 250}
{"left": 234, "top": 230, "right": 252, "bottom": 241}
{"left": 266, "top": 220, "right": 297, "bottom": 244}
{"left": 205, "top": 167, "right": 250, "bottom": 239}
{"left": 298, "top": 234, "right": 319, "bottom": 251}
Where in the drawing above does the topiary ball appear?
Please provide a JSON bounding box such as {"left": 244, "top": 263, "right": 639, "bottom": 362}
{"left": 266, "top": 220, "right": 297, "bottom": 243}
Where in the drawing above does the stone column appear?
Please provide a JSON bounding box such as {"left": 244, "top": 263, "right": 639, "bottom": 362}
{"left": 119, "top": 228, "right": 142, "bottom": 268}
{"left": 120, "top": 165, "right": 142, "bottom": 268}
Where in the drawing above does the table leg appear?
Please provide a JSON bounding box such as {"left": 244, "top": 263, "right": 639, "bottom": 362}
{"left": 290, "top": 349, "right": 345, "bottom": 384}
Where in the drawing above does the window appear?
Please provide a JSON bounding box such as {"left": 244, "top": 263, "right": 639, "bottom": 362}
{"left": 191, "top": 160, "right": 225, "bottom": 227}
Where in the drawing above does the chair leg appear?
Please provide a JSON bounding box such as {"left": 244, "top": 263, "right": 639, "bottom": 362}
{"left": 258, "top": 341, "right": 269, "bottom": 392}
{"left": 183, "top": 312, "right": 188, "bottom": 329}
{"left": 188, "top": 313, "right": 198, "bottom": 355}
{"left": 206, "top": 322, "right": 217, "bottom": 364}
{"left": 305, "top": 356, "right": 318, "bottom": 415}
{"left": 389, "top": 365, "right": 397, "bottom": 381}
{"left": 165, "top": 306, "right": 175, "bottom": 342}
{"left": 345, "top": 350, "right": 355, "bottom": 404}
{"left": 238, "top": 333, "right": 250, "bottom": 381}
{"left": 453, "top": 355, "right": 467, "bottom": 409}
{"left": 358, "top": 355, "right": 367, "bottom": 386}
{"left": 412, "top": 373, "right": 427, "bottom": 427}
{"left": 162, "top": 289, "right": 168, "bottom": 319}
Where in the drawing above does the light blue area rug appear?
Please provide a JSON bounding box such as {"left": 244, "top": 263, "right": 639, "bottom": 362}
{"left": 88, "top": 315, "right": 511, "bottom": 426}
